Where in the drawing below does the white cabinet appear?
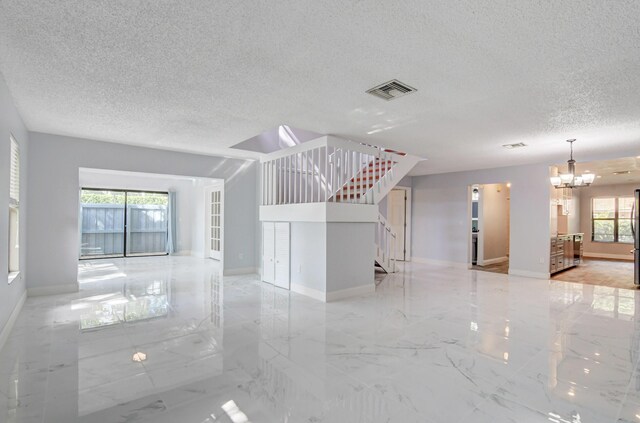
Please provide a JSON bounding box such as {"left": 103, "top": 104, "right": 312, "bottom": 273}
{"left": 262, "top": 222, "right": 290, "bottom": 289}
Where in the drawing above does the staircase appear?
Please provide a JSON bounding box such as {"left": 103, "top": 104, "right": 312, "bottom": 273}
{"left": 333, "top": 156, "right": 396, "bottom": 202}
{"left": 375, "top": 213, "right": 397, "bottom": 273}
{"left": 260, "top": 135, "right": 419, "bottom": 274}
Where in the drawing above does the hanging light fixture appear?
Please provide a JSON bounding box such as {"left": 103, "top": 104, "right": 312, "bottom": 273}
{"left": 550, "top": 139, "right": 596, "bottom": 189}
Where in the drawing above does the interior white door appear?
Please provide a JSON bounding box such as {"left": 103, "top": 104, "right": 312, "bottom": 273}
{"left": 209, "top": 189, "right": 223, "bottom": 260}
{"left": 262, "top": 222, "right": 275, "bottom": 283}
{"left": 388, "top": 189, "right": 406, "bottom": 261}
{"left": 274, "top": 222, "right": 290, "bottom": 290}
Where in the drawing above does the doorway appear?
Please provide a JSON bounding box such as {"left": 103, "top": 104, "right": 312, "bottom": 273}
{"left": 468, "top": 183, "right": 511, "bottom": 274}
{"left": 79, "top": 188, "right": 169, "bottom": 259}
{"left": 387, "top": 187, "right": 412, "bottom": 261}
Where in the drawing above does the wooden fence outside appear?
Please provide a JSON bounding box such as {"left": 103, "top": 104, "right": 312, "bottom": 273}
{"left": 80, "top": 204, "right": 168, "bottom": 257}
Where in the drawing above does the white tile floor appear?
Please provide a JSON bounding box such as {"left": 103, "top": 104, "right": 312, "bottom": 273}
{"left": 2, "top": 256, "right": 640, "bottom": 422}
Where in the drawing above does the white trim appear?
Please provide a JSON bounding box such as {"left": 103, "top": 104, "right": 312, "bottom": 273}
{"left": 412, "top": 256, "right": 469, "bottom": 270}
{"left": 290, "top": 283, "right": 376, "bottom": 302}
{"left": 290, "top": 283, "right": 326, "bottom": 302}
{"left": 223, "top": 267, "right": 258, "bottom": 276}
{"left": 326, "top": 284, "right": 375, "bottom": 302}
{"left": 0, "top": 290, "right": 26, "bottom": 351}
{"left": 583, "top": 252, "right": 633, "bottom": 261}
{"left": 508, "top": 269, "right": 551, "bottom": 279}
{"left": 481, "top": 256, "right": 509, "bottom": 265}
{"left": 260, "top": 203, "right": 378, "bottom": 223}
{"left": 27, "top": 283, "right": 79, "bottom": 296}
{"left": 7, "top": 271, "right": 20, "bottom": 285}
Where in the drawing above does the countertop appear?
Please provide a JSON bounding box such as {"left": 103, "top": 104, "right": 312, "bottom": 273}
{"left": 552, "top": 233, "right": 584, "bottom": 238}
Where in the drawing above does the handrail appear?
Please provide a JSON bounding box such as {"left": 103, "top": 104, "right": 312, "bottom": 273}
{"left": 260, "top": 135, "right": 415, "bottom": 207}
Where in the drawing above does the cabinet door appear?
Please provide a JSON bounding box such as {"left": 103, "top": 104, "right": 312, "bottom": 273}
{"left": 262, "top": 222, "right": 275, "bottom": 284}
{"left": 274, "top": 222, "right": 290, "bottom": 290}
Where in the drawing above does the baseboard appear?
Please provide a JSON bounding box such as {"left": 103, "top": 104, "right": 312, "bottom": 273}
{"left": 290, "top": 283, "right": 376, "bottom": 302}
{"left": 27, "top": 283, "right": 79, "bottom": 296}
{"left": 411, "top": 256, "right": 468, "bottom": 270}
{"left": 0, "top": 290, "right": 26, "bottom": 351}
{"left": 508, "top": 269, "right": 551, "bottom": 280}
{"left": 173, "top": 250, "right": 192, "bottom": 256}
{"left": 223, "top": 267, "right": 258, "bottom": 276}
{"left": 326, "top": 284, "right": 375, "bottom": 302}
{"left": 482, "top": 256, "right": 509, "bottom": 265}
{"left": 290, "top": 283, "right": 326, "bottom": 302}
{"left": 583, "top": 252, "right": 634, "bottom": 261}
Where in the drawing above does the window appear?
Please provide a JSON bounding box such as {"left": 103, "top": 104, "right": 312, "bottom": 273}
{"left": 591, "top": 196, "right": 634, "bottom": 243}
{"left": 8, "top": 135, "right": 20, "bottom": 279}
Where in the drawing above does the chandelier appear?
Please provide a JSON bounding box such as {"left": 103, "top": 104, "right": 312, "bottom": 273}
{"left": 549, "top": 139, "right": 596, "bottom": 189}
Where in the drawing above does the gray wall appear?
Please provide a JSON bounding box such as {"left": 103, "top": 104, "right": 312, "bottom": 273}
{"left": 412, "top": 163, "right": 551, "bottom": 277}
{"left": 27, "top": 132, "right": 258, "bottom": 292}
{"left": 326, "top": 222, "right": 374, "bottom": 292}
{"left": 0, "top": 72, "right": 29, "bottom": 337}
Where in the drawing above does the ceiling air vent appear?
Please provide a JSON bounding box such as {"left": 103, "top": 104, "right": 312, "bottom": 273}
{"left": 366, "top": 79, "right": 417, "bottom": 101}
{"left": 502, "top": 142, "right": 527, "bottom": 149}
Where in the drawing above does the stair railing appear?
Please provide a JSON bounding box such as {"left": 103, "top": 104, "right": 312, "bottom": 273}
{"left": 376, "top": 213, "right": 397, "bottom": 272}
{"left": 261, "top": 136, "right": 390, "bottom": 206}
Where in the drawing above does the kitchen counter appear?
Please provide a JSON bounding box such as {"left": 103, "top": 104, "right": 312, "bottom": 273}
{"left": 550, "top": 234, "right": 584, "bottom": 274}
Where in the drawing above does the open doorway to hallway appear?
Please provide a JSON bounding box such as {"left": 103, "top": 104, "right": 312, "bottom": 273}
{"left": 469, "top": 183, "right": 511, "bottom": 274}
{"left": 549, "top": 156, "right": 639, "bottom": 289}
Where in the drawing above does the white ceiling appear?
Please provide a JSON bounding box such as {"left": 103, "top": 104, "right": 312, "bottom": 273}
{"left": 1, "top": 1, "right": 639, "bottom": 174}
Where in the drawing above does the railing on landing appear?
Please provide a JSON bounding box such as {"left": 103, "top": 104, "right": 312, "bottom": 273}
{"left": 260, "top": 136, "right": 400, "bottom": 206}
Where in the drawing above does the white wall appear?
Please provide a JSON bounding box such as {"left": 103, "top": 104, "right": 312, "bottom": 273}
{"left": 412, "top": 163, "right": 551, "bottom": 277}
{"left": 27, "top": 132, "right": 258, "bottom": 293}
{"left": 290, "top": 222, "right": 327, "bottom": 292}
{"left": 0, "top": 72, "right": 29, "bottom": 343}
{"left": 79, "top": 169, "right": 219, "bottom": 257}
{"left": 480, "top": 183, "right": 510, "bottom": 262}
{"left": 579, "top": 182, "right": 639, "bottom": 260}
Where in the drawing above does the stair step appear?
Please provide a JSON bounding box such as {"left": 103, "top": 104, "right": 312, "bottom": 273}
{"left": 342, "top": 183, "right": 374, "bottom": 191}
{"left": 335, "top": 193, "right": 363, "bottom": 199}
{"left": 381, "top": 149, "right": 407, "bottom": 156}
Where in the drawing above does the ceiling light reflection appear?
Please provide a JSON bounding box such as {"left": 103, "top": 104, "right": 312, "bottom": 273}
{"left": 221, "top": 400, "right": 249, "bottom": 423}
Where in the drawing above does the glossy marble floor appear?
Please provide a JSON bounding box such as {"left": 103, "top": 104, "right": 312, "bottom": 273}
{"left": 552, "top": 258, "right": 636, "bottom": 290}
{"left": 2, "top": 257, "right": 640, "bottom": 422}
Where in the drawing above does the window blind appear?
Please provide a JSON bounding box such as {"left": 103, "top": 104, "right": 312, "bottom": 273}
{"left": 9, "top": 136, "right": 19, "bottom": 206}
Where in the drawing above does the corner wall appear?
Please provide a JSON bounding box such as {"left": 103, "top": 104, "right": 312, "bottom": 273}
{"left": 0, "top": 72, "right": 28, "bottom": 346}
{"left": 412, "top": 163, "right": 551, "bottom": 277}
{"left": 26, "top": 132, "right": 258, "bottom": 294}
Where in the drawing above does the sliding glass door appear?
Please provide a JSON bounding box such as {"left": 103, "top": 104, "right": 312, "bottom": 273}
{"left": 80, "top": 189, "right": 169, "bottom": 259}
{"left": 125, "top": 191, "right": 169, "bottom": 256}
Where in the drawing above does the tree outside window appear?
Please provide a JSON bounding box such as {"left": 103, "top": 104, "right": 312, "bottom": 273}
{"left": 592, "top": 196, "right": 634, "bottom": 243}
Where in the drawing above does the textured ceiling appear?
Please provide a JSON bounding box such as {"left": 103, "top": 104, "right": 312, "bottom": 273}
{"left": 562, "top": 155, "right": 640, "bottom": 186}
{"left": 1, "top": 1, "right": 640, "bottom": 174}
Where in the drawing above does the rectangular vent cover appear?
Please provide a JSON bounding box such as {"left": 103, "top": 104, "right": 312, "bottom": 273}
{"left": 366, "top": 79, "right": 417, "bottom": 101}
{"left": 502, "top": 142, "right": 527, "bottom": 149}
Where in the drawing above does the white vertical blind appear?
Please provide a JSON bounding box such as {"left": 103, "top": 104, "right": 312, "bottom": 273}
{"left": 9, "top": 135, "right": 19, "bottom": 206}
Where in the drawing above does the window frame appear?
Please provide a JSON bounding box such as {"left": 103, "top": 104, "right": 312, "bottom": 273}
{"left": 8, "top": 134, "right": 20, "bottom": 281}
{"left": 591, "top": 196, "right": 634, "bottom": 244}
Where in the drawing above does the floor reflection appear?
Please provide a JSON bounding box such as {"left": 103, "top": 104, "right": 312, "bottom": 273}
{"left": 3, "top": 258, "right": 640, "bottom": 422}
